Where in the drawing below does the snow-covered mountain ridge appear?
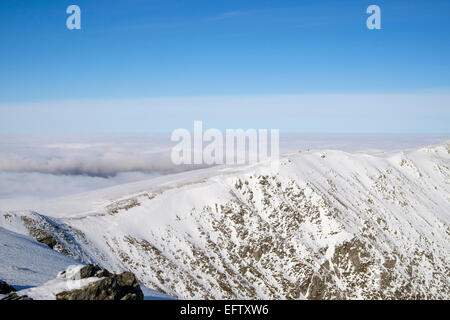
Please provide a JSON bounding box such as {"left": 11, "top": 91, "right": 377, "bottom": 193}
{"left": 1, "top": 142, "right": 449, "bottom": 299}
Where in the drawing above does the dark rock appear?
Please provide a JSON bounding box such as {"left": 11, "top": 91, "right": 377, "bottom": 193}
{"left": 36, "top": 234, "right": 57, "bottom": 249}
{"left": 308, "top": 275, "right": 326, "bottom": 300}
{"left": 1, "top": 292, "right": 32, "bottom": 300}
{"left": 62, "top": 264, "right": 111, "bottom": 280}
{"left": 95, "top": 268, "right": 111, "bottom": 278}
{"left": 252, "top": 248, "right": 263, "bottom": 261}
{"left": 78, "top": 264, "right": 101, "bottom": 279}
{"left": 0, "top": 280, "right": 16, "bottom": 294}
{"left": 56, "top": 271, "right": 143, "bottom": 300}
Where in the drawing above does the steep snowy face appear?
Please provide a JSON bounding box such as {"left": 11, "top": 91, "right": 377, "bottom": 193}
{"left": 2, "top": 142, "right": 449, "bottom": 299}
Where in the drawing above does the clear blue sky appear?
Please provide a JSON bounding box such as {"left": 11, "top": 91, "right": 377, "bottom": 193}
{"left": 0, "top": 0, "right": 449, "bottom": 133}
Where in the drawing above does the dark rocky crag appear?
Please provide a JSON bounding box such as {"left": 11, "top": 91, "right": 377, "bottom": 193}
{"left": 1, "top": 293, "right": 33, "bottom": 300}
{"left": 0, "top": 280, "right": 16, "bottom": 295}
{"left": 56, "top": 265, "right": 143, "bottom": 300}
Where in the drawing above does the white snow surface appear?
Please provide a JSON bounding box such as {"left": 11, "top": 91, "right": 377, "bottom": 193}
{"left": 1, "top": 141, "right": 449, "bottom": 299}
{"left": 0, "top": 227, "right": 78, "bottom": 289}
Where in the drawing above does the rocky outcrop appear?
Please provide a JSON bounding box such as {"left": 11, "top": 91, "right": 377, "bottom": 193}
{"left": 0, "top": 280, "right": 16, "bottom": 294}
{"left": 59, "top": 264, "right": 111, "bottom": 280}
{"left": 1, "top": 293, "right": 32, "bottom": 300}
{"left": 36, "top": 234, "right": 57, "bottom": 249}
{"left": 77, "top": 265, "right": 111, "bottom": 279}
{"left": 56, "top": 265, "right": 143, "bottom": 300}
{"left": 0, "top": 211, "right": 105, "bottom": 265}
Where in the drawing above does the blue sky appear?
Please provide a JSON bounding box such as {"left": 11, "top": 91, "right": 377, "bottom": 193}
{"left": 0, "top": 0, "right": 449, "bottom": 133}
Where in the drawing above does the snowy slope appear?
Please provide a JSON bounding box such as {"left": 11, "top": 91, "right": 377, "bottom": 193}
{"left": 0, "top": 226, "right": 79, "bottom": 290}
{"left": 1, "top": 141, "right": 449, "bottom": 299}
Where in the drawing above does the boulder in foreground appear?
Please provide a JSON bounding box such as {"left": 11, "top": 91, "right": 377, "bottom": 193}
{"left": 56, "top": 265, "right": 143, "bottom": 300}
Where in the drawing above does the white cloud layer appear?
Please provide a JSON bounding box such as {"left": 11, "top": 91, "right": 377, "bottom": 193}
{"left": 0, "top": 133, "right": 448, "bottom": 203}
{"left": 0, "top": 135, "right": 196, "bottom": 177}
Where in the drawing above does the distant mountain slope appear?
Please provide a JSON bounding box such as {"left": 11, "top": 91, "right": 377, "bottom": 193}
{"left": 1, "top": 142, "right": 449, "bottom": 299}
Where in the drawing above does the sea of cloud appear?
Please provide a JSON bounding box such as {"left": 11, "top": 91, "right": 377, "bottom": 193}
{"left": 0, "top": 133, "right": 448, "bottom": 203}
